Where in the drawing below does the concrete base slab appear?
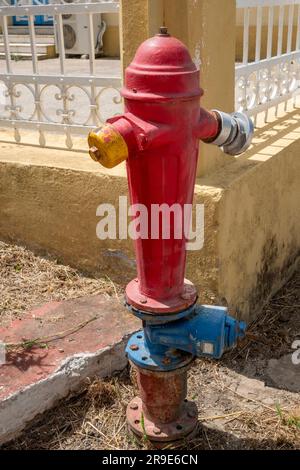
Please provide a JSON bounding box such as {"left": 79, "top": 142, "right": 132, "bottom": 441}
{"left": 0, "top": 295, "right": 140, "bottom": 445}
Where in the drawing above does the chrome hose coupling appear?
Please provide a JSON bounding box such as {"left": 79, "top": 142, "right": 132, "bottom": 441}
{"left": 212, "top": 110, "right": 254, "bottom": 156}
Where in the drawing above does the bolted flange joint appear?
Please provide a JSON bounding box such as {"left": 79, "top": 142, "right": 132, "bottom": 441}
{"left": 125, "top": 304, "right": 246, "bottom": 443}
{"left": 126, "top": 304, "right": 246, "bottom": 372}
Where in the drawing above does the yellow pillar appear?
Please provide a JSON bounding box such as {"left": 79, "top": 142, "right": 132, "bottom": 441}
{"left": 120, "top": 0, "right": 163, "bottom": 70}
{"left": 164, "top": 0, "right": 236, "bottom": 176}
{"left": 120, "top": 0, "right": 236, "bottom": 176}
{"left": 190, "top": 0, "right": 236, "bottom": 176}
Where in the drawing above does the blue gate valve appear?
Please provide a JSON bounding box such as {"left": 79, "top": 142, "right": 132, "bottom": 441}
{"left": 126, "top": 305, "right": 246, "bottom": 371}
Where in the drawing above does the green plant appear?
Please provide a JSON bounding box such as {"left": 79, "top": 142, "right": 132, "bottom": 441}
{"left": 275, "top": 403, "right": 300, "bottom": 429}
{"left": 140, "top": 412, "right": 148, "bottom": 442}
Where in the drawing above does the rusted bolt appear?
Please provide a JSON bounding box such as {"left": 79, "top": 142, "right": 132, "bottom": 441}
{"left": 140, "top": 298, "right": 147, "bottom": 304}
{"left": 130, "top": 402, "right": 138, "bottom": 410}
{"left": 153, "top": 427, "right": 161, "bottom": 435}
{"left": 162, "top": 357, "right": 171, "bottom": 365}
{"left": 168, "top": 348, "right": 181, "bottom": 358}
{"left": 130, "top": 344, "right": 139, "bottom": 351}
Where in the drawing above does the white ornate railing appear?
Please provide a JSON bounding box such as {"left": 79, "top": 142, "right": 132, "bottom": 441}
{"left": 236, "top": 0, "right": 300, "bottom": 120}
{"left": 0, "top": 0, "right": 122, "bottom": 149}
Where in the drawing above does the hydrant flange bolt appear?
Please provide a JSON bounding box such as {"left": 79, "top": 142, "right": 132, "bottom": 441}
{"left": 126, "top": 330, "right": 194, "bottom": 371}
{"left": 126, "top": 278, "right": 198, "bottom": 314}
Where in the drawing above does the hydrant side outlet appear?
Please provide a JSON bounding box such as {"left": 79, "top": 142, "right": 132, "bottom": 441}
{"left": 87, "top": 29, "right": 253, "bottom": 443}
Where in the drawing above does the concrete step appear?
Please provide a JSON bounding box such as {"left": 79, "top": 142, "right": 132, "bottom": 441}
{"left": 0, "top": 43, "right": 56, "bottom": 55}
{"left": 0, "top": 52, "right": 50, "bottom": 61}
{"left": 8, "top": 26, "right": 54, "bottom": 36}
{"left": 0, "top": 34, "right": 55, "bottom": 45}
{"left": 0, "top": 294, "right": 139, "bottom": 446}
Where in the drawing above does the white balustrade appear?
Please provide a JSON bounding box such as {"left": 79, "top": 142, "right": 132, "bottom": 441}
{"left": 0, "top": 1, "right": 121, "bottom": 149}
{"left": 236, "top": 0, "right": 300, "bottom": 120}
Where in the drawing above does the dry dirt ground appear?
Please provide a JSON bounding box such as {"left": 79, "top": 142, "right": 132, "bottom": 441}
{"left": 0, "top": 240, "right": 121, "bottom": 327}
{"left": 1, "top": 241, "right": 299, "bottom": 450}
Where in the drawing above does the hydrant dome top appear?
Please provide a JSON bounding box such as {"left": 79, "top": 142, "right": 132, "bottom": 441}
{"left": 123, "top": 34, "right": 202, "bottom": 102}
{"left": 131, "top": 35, "right": 197, "bottom": 72}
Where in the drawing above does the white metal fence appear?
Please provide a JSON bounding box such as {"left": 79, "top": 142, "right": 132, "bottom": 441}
{"left": 236, "top": 0, "right": 300, "bottom": 120}
{"left": 0, "top": 0, "right": 122, "bottom": 149}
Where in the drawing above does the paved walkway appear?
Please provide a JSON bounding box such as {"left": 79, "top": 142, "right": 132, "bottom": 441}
{"left": 3, "top": 57, "right": 122, "bottom": 77}
{"left": 0, "top": 58, "right": 123, "bottom": 129}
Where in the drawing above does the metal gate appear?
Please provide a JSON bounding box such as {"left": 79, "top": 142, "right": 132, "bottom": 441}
{"left": 0, "top": 0, "right": 122, "bottom": 150}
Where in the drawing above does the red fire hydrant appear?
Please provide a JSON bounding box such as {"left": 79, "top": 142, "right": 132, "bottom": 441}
{"left": 88, "top": 28, "right": 253, "bottom": 443}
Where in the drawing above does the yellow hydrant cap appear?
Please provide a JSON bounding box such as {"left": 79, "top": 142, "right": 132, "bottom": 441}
{"left": 88, "top": 124, "right": 129, "bottom": 169}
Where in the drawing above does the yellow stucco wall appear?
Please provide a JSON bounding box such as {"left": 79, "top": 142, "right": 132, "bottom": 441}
{"left": 217, "top": 137, "right": 300, "bottom": 320}
{"left": 236, "top": 7, "right": 299, "bottom": 62}
{"left": 236, "top": 25, "right": 299, "bottom": 62}
{"left": 102, "top": 13, "right": 120, "bottom": 58}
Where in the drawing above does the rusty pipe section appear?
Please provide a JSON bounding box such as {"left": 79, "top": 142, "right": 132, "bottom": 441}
{"left": 137, "top": 366, "right": 188, "bottom": 423}
{"left": 127, "top": 364, "right": 198, "bottom": 442}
